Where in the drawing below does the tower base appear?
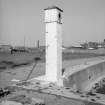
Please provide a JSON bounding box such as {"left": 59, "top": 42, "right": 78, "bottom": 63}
{"left": 29, "top": 75, "right": 63, "bottom": 87}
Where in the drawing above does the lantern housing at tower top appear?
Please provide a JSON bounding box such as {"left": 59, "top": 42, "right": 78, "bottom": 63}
{"left": 44, "top": 6, "right": 63, "bottom": 24}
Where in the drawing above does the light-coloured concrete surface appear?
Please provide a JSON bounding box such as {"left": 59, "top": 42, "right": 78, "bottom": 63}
{"left": 12, "top": 80, "right": 105, "bottom": 105}
{"left": 1, "top": 101, "right": 22, "bottom": 105}
{"left": 63, "top": 56, "right": 105, "bottom": 91}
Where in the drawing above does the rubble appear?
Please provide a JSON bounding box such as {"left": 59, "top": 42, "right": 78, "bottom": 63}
{"left": 0, "top": 88, "right": 11, "bottom": 98}
{"left": 1, "top": 100, "right": 22, "bottom": 105}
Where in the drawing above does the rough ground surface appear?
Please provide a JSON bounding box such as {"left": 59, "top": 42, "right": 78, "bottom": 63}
{"left": 0, "top": 87, "right": 102, "bottom": 105}
{"left": 0, "top": 50, "right": 105, "bottom": 105}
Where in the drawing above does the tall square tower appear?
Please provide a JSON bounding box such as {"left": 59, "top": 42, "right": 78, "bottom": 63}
{"left": 44, "top": 6, "right": 63, "bottom": 84}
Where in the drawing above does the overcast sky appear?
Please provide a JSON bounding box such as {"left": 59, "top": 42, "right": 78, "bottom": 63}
{"left": 0, "top": 0, "right": 105, "bottom": 47}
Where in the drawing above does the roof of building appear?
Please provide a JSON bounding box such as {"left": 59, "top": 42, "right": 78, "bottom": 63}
{"left": 44, "top": 6, "right": 63, "bottom": 12}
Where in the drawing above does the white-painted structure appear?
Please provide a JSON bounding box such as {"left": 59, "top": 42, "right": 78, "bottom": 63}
{"left": 44, "top": 6, "right": 63, "bottom": 84}
{"left": 30, "top": 6, "right": 63, "bottom": 86}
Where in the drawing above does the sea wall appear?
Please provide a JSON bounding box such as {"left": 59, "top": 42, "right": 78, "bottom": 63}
{"left": 63, "top": 60, "right": 105, "bottom": 91}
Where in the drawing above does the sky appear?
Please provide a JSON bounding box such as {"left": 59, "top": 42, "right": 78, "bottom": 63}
{"left": 0, "top": 0, "right": 105, "bottom": 47}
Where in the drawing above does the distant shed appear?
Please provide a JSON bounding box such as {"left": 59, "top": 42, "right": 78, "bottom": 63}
{"left": 0, "top": 45, "right": 12, "bottom": 52}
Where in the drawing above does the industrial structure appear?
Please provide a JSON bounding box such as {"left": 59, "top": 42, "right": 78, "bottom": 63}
{"left": 45, "top": 6, "right": 63, "bottom": 84}
{"left": 80, "top": 40, "right": 105, "bottom": 49}
{"left": 27, "top": 6, "right": 63, "bottom": 86}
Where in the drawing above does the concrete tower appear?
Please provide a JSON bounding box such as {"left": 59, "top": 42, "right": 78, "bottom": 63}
{"left": 44, "top": 6, "right": 63, "bottom": 84}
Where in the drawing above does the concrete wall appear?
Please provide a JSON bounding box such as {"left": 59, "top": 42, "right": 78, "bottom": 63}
{"left": 63, "top": 60, "right": 105, "bottom": 92}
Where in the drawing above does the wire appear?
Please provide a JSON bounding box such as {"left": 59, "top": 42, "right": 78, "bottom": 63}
{"left": 25, "top": 48, "right": 45, "bottom": 81}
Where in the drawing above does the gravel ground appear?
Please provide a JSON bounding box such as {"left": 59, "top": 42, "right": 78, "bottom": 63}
{"left": 0, "top": 51, "right": 105, "bottom": 105}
